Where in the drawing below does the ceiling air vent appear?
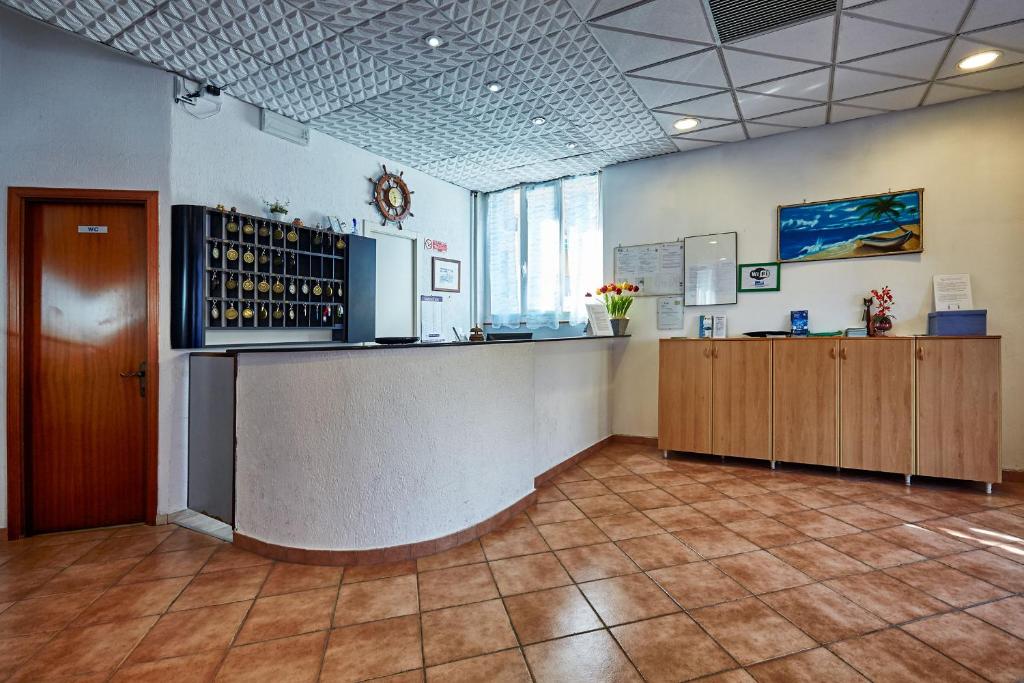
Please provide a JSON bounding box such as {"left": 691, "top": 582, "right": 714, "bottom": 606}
{"left": 708, "top": 0, "right": 837, "bottom": 43}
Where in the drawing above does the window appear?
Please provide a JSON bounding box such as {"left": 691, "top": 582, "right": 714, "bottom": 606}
{"left": 482, "top": 175, "right": 602, "bottom": 329}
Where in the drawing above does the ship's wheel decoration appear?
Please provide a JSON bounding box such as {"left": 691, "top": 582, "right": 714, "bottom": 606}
{"left": 369, "top": 164, "right": 414, "bottom": 228}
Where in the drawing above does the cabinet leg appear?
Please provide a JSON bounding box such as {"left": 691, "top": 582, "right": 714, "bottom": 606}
{"left": 985, "top": 482, "right": 993, "bottom": 495}
{"left": 904, "top": 474, "right": 912, "bottom": 487}
{"left": 770, "top": 461, "right": 776, "bottom": 471}
{"left": 721, "top": 456, "right": 725, "bottom": 463}
{"left": 663, "top": 450, "right": 669, "bottom": 460}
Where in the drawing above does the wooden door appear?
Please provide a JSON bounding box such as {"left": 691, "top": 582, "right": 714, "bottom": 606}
{"left": 773, "top": 339, "right": 839, "bottom": 466}
{"left": 712, "top": 340, "right": 772, "bottom": 460}
{"left": 917, "top": 338, "right": 1001, "bottom": 483}
{"left": 23, "top": 199, "right": 149, "bottom": 533}
{"left": 659, "top": 340, "right": 712, "bottom": 453}
{"left": 840, "top": 339, "right": 914, "bottom": 474}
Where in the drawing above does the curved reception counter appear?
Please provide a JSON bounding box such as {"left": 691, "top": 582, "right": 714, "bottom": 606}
{"left": 187, "top": 337, "right": 623, "bottom": 564}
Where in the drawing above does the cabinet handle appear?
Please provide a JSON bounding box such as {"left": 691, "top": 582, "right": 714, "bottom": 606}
{"left": 829, "top": 347, "right": 836, "bottom": 359}
{"left": 712, "top": 346, "right": 719, "bottom": 359}
{"left": 917, "top": 347, "right": 924, "bottom": 360}
{"left": 840, "top": 347, "right": 848, "bottom": 360}
{"left": 703, "top": 346, "right": 711, "bottom": 358}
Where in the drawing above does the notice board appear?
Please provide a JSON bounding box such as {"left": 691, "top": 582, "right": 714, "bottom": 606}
{"left": 612, "top": 241, "right": 684, "bottom": 296}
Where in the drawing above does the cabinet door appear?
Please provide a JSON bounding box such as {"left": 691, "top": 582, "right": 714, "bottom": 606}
{"left": 840, "top": 339, "right": 914, "bottom": 474}
{"left": 917, "top": 338, "right": 1000, "bottom": 482}
{"left": 773, "top": 339, "right": 839, "bottom": 466}
{"left": 659, "top": 341, "right": 712, "bottom": 453}
{"left": 712, "top": 340, "right": 772, "bottom": 460}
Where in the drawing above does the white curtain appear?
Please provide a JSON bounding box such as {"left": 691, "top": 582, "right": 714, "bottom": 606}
{"left": 484, "top": 187, "right": 522, "bottom": 329}
{"left": 562, "top": 175, "right": 602, "bottom": 325}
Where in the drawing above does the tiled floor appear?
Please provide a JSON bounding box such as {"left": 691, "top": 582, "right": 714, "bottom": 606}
{"left": 2, "top": 444, "right": 1024, "bottom": 681}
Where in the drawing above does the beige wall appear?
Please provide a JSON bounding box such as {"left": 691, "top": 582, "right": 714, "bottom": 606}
{"left": 602, "top": 89, "right": 1024, "bottom": 470}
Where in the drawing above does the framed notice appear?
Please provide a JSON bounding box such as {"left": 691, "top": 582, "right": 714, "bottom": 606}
{"left": 585, "top": 302, "right": 614, "bottom": 336}
{"left": 684, "top": 232, "right": 737, "bottom": 306}
{"left": 431, "top": 257, "right": 460, "bottom": 292}
{"left": 613, "top": 241, "right": 684, "bottom": 296}
{"left": 738, "top": 262, "right": 780, "bottom": 292}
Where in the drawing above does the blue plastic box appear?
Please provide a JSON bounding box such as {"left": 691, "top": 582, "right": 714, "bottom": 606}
{"left": 927, "top": 309, "right": 987, "bottom": 336}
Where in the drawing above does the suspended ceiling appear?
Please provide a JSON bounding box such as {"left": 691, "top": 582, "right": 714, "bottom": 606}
{"left": 3, "top": 0, "right": 1023, "bottom": 192}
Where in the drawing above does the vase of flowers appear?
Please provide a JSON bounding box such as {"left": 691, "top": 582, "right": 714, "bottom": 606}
{"left": 263, "top": 198, "right": 290, "bottom": 220}
{"left": 587, "top": 281, "right": 639, "bottom": 335}
{"left": 870, "top": 285, "right": 895, "bottom": 336}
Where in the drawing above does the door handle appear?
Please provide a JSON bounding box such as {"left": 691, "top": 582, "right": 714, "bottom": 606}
{"left": 840, "top": 347, "right": 848, "bottom": 360}
{"left": 916, "top": 347, "right": 924, "bottom": 360}
{"left": 120, "top": 361, "right": 147, "bottom": 397}
{"left": 703, "top": 346, "right": 711, "bottom": 358}
{"left": 829, "top": 347, "right": 837, "bottom": 359}
{"left": 712, "top": 346, "right": 719, "bottom": 359}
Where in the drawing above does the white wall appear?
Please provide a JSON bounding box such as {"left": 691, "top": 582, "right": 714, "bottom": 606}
{"left": 0, "top": 7, "right": 473, "bottom": 528}
{"left": 602, "top": 90, "right": 1024, "bottom": 469}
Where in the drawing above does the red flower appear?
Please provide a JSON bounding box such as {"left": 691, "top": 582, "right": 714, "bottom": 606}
{"left": 615, "top": 288, "right": 623, "bottom": 295}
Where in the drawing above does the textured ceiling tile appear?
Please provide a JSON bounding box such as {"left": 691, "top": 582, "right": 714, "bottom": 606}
{"left": 840, "top": 38, "right": 951, "bottom": 80}
{"left": 288, "top": 0, "right": 404, "bottom": 34}
{"left": 270, "top": 35, "right": 405, "bottom": 105}
{"left": 722, "top": 49, "right": 825, "bottom": 87}
{"left": 840, "top": 82, "right": 930, "bottom": 109}
{"left": 60, "top": 0, "right": 155, "bottom": 42}
{"left": 601, "top": 137, "right": 678, "bottom": 163}
{"left": 962, "top": 0, "right": 1024, "bottom": 32}
{"left": 590, "top": 0, "right": 714, "bottom": 43}
{"left": 739, "top": 67, "right": 832, "bottom": 100}
{"left": 626, "top": 76, "right": 723, "bottom": 108}
{"left": 836, "top": 14, "right": 941, "bottom": 61}
{"left": 590, "top": 25, "right": 707, "bottom": 71}
{"left": 752, "top": 104, "right": 828, "bottom": 127}
{"left": 845, "top": 0, "right": 971, "bottom": 35}
{"left": 727, "top": 15, "right": 836, "bottom": 62}
{"left": 831, "top": 65, "right": 920, "bottom": 99}
{"left": 935, "top": 34, "right": 1024, "bottom": 78}
{"left": 630, "top": 48, "right": 728, "bottom": 87}
{"left": 443, "top": 0, "right": 581, "bottom": 53}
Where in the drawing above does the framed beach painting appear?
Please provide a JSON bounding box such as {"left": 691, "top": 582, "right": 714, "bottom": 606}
{"left": 778, "top": 189, "right": 923, "bottom": 263}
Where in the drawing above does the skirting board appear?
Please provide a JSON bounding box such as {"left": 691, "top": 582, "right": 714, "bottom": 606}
{"left": 1004, "top": 470, "right": 1024, "bottom": 483}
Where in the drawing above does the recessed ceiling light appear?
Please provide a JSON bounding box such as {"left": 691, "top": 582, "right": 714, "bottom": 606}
{"left": 485, "top": 82, "right": 503, "bottom": 93}
{"left": 673, "top": 117, "right": 700, "bottom": 131}
{"left": 424, "top": 35, "right": 445, "bottom": 48}
{"left": 531, "top": 116, "right": 547, "bottom": 125}
{"left": 957, "top": 50, "right": 1001, "bottom": 70}
{"left": 566, "top": 141, "right": 578, "bottom": 149}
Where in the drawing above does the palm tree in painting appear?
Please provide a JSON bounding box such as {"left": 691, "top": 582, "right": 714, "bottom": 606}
{"left": 857, "top": 195, "right": 916, "bottom": 249}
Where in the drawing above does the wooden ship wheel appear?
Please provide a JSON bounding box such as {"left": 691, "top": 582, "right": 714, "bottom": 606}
{"left": 369, "top": 164, "right": 414, "bottom": 228}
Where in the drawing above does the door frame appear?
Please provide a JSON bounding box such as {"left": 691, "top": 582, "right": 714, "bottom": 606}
{"left": 6, "top": 187, "right": 160, "bottom": 539}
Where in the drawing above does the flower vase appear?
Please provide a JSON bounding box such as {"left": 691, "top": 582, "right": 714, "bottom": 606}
{"left": 610, "top": 318, "right": 629, "bottom": 336}
{"left": 270, "top": 211, "right": 287, "bottom": 223}
{"left": 872, "top": 316, "right": 893, "bottom": 336}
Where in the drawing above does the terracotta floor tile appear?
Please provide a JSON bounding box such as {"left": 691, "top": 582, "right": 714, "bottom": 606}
{"left": 825, "top": 571, "right": 949, "bottom": 624}
{"left": 425, "top": 649, "right": 530, "bottom": 683}
{"left": 865, "top": 499, "right": 946, "bottom": 523}
{"left": 781, "top": 488, "right": 851, "bottom": 509}
{"left": 259, "top": 562, "right": 342, "bottom": 597}
{"left": 238, "top": 585, "right": 336, "bottom": 642}
{"left": 200, "top": 547, "right": 273, "bottom": 574}
{"left": 648, "top": 561, "right": 749, "bottom": 609}
{"left": 643, "top": 505, "right": 715, "bottom": 532}
{"left": 3, "top": 541, "right": 102, "bottom": 571}
{"left": 746, "top": 647, "right": 867, "bottom": 682}
{"left": 726, "top": 518, "right": 811, "bottom": 548}
{"left": 691, "top": 499, "right": 765, "bottom": 524}
{"left": 0, "top": 589, "right": 101, "bottom": 637}
{"left": 111, "top": 524, "right": 176, "bottom": 538}
{"left": 480, "top": 526, "right": 549, "bottom": 560}
{"left": 503, "top": 585, "right": 601, "bottom": 645}
{"left": 710, "top": 479, "right": 770, "bottom": 498}
{"left": 820, "top": 503, "right": 903, "bottom": 530}
{"left": 644, "top": 471, "right": 699, "bottom": 488}
{"left": 712, "top": 550, "right": 813, "bottom": 594}
{"left": 155, "top": 528, "right": 224, "bottom": 554}
{"left": 663, "top": 483, "right": 727, "bottom": 503}
{"left": 342, "top": 560, "right": 417, "bottom": 584}
{"left": 966, "top": 596, "right": 1024, "bottom": 639}
{"left": 118, "top": 546, "right": 216, "bottom": 584}
{"left": 577, "top": 573, "right": 679, "bottom": 626}
{"left": 109, "top": 650, "right": 225, "bottom": 682}
{"left": 321, "top": 614, "right": 422, "bottom": 682}
{"left": 9, "top": 615, "right": 156, "bottom": 681}
{"left": 823, "top": 532, "right": 925, "bottom": 568}
{"left": 615, "top": 533, "right": 699, "bottom": 570}
{"left": 418, "top": 563, "right": 498, "bottom": 611}
{"left": 572, "top": 494, "right": 636, "bottom": 518}
{"left": 216, "top": 631, "right": 326, "bottom": 683}
{"left": 30, "top": 528, "right": 117, "bottom": 548}
{"left": 884, "top": 560, "right": 1009, "bottom": 607}
{"left": 902, "top": 611, "right": 1024, "bottom": 683}
{"left": 555, "top": 542, "right": 639, "bottom": 583}
{"left": 611, "top": 612, "right": 736, "bottom": 682}
{"left": 527, "top": 500, "right": 586, "bottom": 525}
{"left": 127, "top": 601, "right": 250, "bottom": 663}
{"left": 699, "top": 669, "right": 757, "bottom": 683}
{"left": 691, "top": 596, "right": 815, "bottom": 666}
{"left": 580, "top": 463, "right": 631, "bottom": 479}
{"left": 939, "top": 549, "right": 1024, "bottom": 592}
{"left": 872, "top": 524, "right": 975, "bottom": 557}
{"left": 536, "top": 485, "right": 568, "bottom": 503}
{"left": 829, "top": 628, "right": 986, "bottom": 682}
{"left": 74, "top": 533, "right": 170, "bottom": 565}
{"left": 616, "top": 489, "right": 682, "bottom": 511}
{"left": 29, "top": 557, "right": 140, "bottom": 597}
{"left": 551, "top": 466, "right": 593, "bottom": 484}
{"left": 0, "top": 633, "right": 57, "bottom": 675}
{"left": 535, "top": 519, "right": 609, "bottom": 551}
{"left": 523, "top": 630, "right": 642, "bottom": 683}
{"left": 737, "top": 493, "right": 810, "bottom": 517}
{"left": 74, "top": 576, "right": 190, "bottom": 626}
{"left": 761, "top": 582, "right": 886, "bottom": 643}
{"left": 768, "top": 541, "right": 871, "bottom": 581}
{"left": 416, "top": 540, "right": 486, "bottom": 572}
{"left": 776, "top": 511, "right": 860, "bottom": 539}
{"left": 0, "top": 567, "right": 60, "bottom": 601}
{"left": 170, "top": 564, "right": 271, "bottom": 612}
{"left": 421, "top": 599, "right": 517, "bottom": 666}
{"left": 374, "top": 671, "right": 424, "bottom": 683}
{"left": 557, "top": 479, "right": 612, "bottom": 499}
{"left": 674, "top": 525, "right": 759, "bottom": 559}
{"left": 489, "top": 552, "right": 571, "bottom": 596}
{"left": 602, "top": 475, "right": 657, "bottom": 493}
{"left": 591, "top": 511, "right": 664, "bottom": 541}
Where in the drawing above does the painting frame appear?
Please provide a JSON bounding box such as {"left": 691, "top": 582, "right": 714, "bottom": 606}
{"left": 431, "top": 256, "right": 461, "bottom": 293}
{"left": 777, "top": 188, "right": 924, "bottom": 263}
{"left": 738, "top": 262, "right": 781, "bottom": 292}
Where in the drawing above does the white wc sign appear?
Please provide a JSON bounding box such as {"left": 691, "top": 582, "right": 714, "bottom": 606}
{"left": 78, "top": 225, "right": 108, "bottom": 234}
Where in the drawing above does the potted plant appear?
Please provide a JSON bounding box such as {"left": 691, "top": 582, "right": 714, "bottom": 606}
{"left": 587, "top": 281, "right": 638, "bottom": 335}
{"left": 870, "top": 285, "right": 895, "bottom": 336}
{"left": 263, "top": 198, "right": 290, "bottom": 220}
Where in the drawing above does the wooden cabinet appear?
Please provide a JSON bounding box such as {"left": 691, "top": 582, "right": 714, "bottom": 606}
{"left": 917, "top": 338, "right": 1001, "bottom": 483}
{"left": 839, "top": 338, "right": 914, "bottom": 475}
{"left": 659, "top": 340, "right": 712, "bottom": 453}
{"left": 773, "top": 339, "right": 839, "bottom": 467}
{"left": 712, "top": 340, "right": 772, "bottom": 460}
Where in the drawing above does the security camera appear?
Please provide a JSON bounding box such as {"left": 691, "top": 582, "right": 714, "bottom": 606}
{"left": 174, "top": 77, "right": 222, "bottom": 119}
